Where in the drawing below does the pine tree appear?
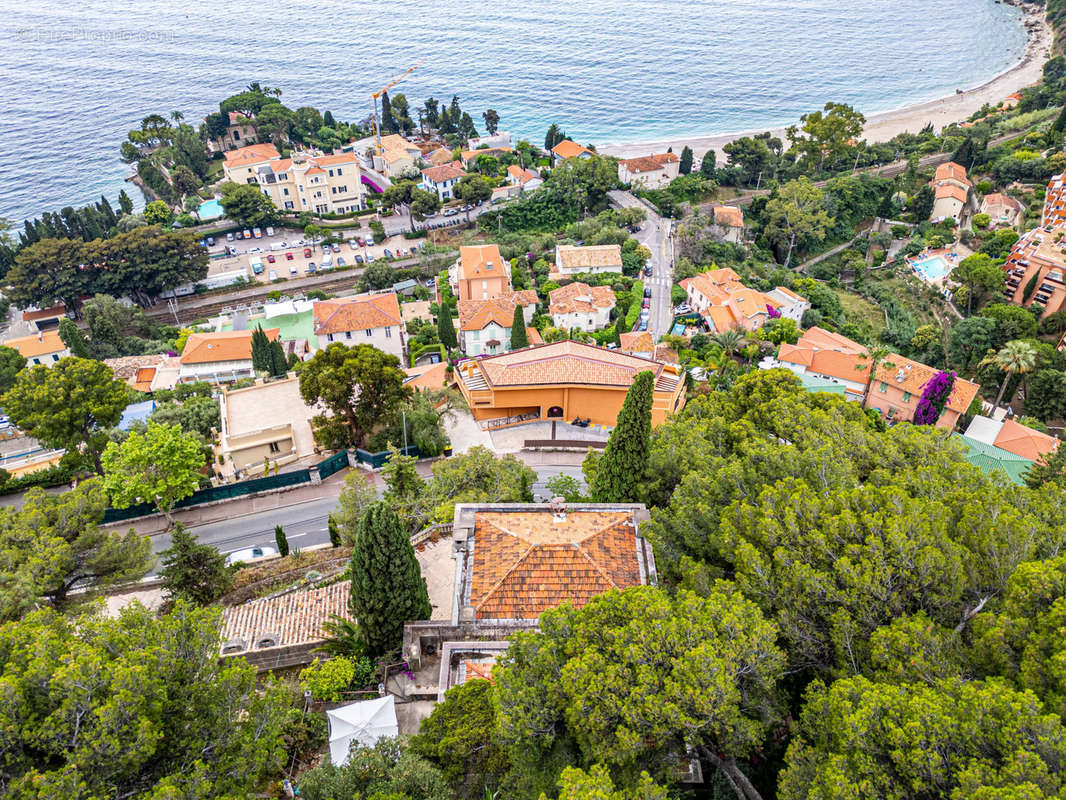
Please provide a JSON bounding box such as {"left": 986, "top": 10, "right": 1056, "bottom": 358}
{"left": 679, "top": 146, "right": 694, "bottom": 175}
{"left": 274, "top": 524, "right": 289, "bottom": 557}
{"left": 251, "top": 325, "right": 272, "bottom": 374}
{"left": 349, "top": 501, "right": 431, "bottom": 657}
{"left": 268, "top": 339, "right": 288, "bottom": 377}
{"left": 438, "top": 308, "right": 457, "bottom": 350}
{"left": 589, "top": 371, "right": 654, "bottom": 502}
{"left": 510, "top": 304, "right": 529, "bottom": 350}
{"left": 58, "top": 318, "right": 90, "bottom": 358}
{"left": 328, "top": 515, "right": 341, "bottom": 548}
{"left": 118, "top": 189, "right": 134, "bottom": 215}
{"left": 158, "top": 524, "right": 233, "bottom": 605}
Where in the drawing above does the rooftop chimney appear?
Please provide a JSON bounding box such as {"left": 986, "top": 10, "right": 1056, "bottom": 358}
{"left": 550, "top": 496, "right": 566, "bottom": 521}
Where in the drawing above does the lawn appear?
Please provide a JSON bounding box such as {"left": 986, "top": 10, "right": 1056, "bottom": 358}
{"left": 835, "top": 288, "right": 886, "bottom": 337}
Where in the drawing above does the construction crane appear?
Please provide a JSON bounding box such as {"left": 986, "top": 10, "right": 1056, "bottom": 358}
{"left": 371, "top": 59, "right": 423, "bottom": 155}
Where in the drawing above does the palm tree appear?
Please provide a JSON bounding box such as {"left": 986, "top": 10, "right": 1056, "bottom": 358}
{"left": 713, "top": 328, "right": 745, "bottom": 357}
{"left": 857, "top": 346, "right": 892, "bottom": 409}
{"left": 699, "top": 344, "right": 730, "bottom": 379}
{"left": 980, "top": 339, "right": 1038, "bottom": 409}
{"left": 170, "top": 110, "right": 184, "bottom": 124}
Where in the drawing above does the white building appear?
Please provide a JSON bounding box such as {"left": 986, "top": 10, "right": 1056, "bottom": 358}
{"left": 553, "top": 244, "right": 624, "bottom": 279}
{"left": 178, "top": 329, "right": 279, "bottom": 384}
{"left": 617, "top": 153, "right": 679, "bottom": 190}
{"left": 312, "top": 293, "right": 405, "bottom": 361}
{"left": 458, "top": 293, "right": 538, "bottom": 357}
{"left": 4, "top": 329, "right": 70, "bottom": 367}
{"left": 222, "top": 143, "right": 367, "bottom": 215}
{"left": 548, "top": 282, "right": 616, "bottom": 332}
{"left": 420, "top": 163, "right": 468, "bottom": 201}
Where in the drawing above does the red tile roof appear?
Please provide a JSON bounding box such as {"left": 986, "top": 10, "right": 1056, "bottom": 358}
{"left": 620, "top": 153, "right": 679, "bottom": 173}
{"left": 313, "top": 293, "right": 401, "bottom": 336}
{"left": 551, "top": 140, "right": 593, "bottom": 160}
{"left": 475, "top": 340, "right": 669, "bottom": 387}
{"left": 993, "top": 419, "right": 1060, "bottom": 462}
{"left": 180, "top": 328, "right": 278, "bottom": 364}
{"left": 422, "top": 163, "right": 467, "bottom": 184}
{"left": 223, "top": 143, "right": 280, "bottom": 166}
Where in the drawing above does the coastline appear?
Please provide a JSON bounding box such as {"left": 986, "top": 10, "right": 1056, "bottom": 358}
{"left": 597, "top": 3, "right": 1052, "bottom": 161}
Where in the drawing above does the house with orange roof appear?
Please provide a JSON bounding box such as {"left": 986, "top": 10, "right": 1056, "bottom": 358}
{"left": 457, "top": 291, "right": 538, "bottom": 357}
{"left": 223, "top": 146, "right": 367, "bottom": 214}
{"left": 455, "top": 340, "right": 685, "bottom": 428}
{"left": 448, "top": 502, "right": 655, "bottom": 624}
{"left": 550, "top": 140, "right": 594, "bottom": 166}
{"left": 548, "top": 282, "right": 616, "bottom": 332}
{"left": 425, "top": 146, "right": 456, "bottom": 167}
{"left": 403, "top": 361, "right": 451, "bottom": 392}
{"left": 709, "top": 205, "right": 746, "bottom": 243}
{"left": 964, "top": 415, "right": 1060, "bottom": 464}
{"left": 768, "top": 327, "right": 980, "bottom": 429}
{"left": 553, "top": 244, "right": 623, "bottom": 279}
{"left": 980, "top": 192, "right": 1025, "bottom": 230}
{"left": 373, "top": 133, "right": 422, "bottom": 177}
{"left": 617, "top": 152, "right": 679, "bottom": 189}
{"left": 3, "top": 329, "right": 70, "bottom": 366}
{"left": 420, "top": 162, "right": 468, "bottom": 201}
{"left": 460, "top": 146, "right": 513, "bottom": 167}
{"left": 1002, "top": 227, "right": 1066, "bottom": 318}
{"left": 178, "top": 328, "right": 279, "bottom": 384}
{"left": 680, "top": 269, "right": 809, "bottom": 332}
{"left": 619, "top": 330, "right": 655, "bottom": 358}
{"left": 312, "top": 292, "right": 405, "bottom": 360}
{"left": 930, "top": 161, "right": 976, "bottom": 224}
{"left": 506, "top": 164, "right": 543, "bottom": 192}
{"left": 449, "top": 244, "right": 513, "bottom": 301}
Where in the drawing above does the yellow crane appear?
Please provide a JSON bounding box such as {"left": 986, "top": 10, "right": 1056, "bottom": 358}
{"left": 371, "top": 59, "right": 423, "bottom": 154}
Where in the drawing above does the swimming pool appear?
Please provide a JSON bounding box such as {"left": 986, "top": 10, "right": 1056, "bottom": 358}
{"left": 197, "top": 198, "right": 224, "bottom": 220}
{"left": 913, "top": 255, "right": 950, "bottom": 282}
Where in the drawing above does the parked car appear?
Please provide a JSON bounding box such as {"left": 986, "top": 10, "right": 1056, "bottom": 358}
{"left": 289, "top": 264, "right": 298, "bottom": 276}
{"left": 642, "top": 299, "right": 650, "bottom": 309}
{"left": 226, "top": 232, "right": 234, "bottom": 242}
{"left": 226, "top": 245, "right": 237, "bottom": 256}
{"left": 242, "top": 229, "right": 252, "bottom": 239}
{"left": 225, "top": 545, "right": 276, "bottom": 566}
{"left": 268, "top": 269, "right": 278, "bottom": 281}
{"left": 307, "top": 262, "right": 317, "bottom": 273}
{"left": 365, "top": 253, "right": 374, "bottom": 262}
{"left": 252, "top": 227, "right": 262, "bottom": 238}
{"left": 265, "top": 226, "right": 275, "bottom": 237}
{"left": 674, "top": 304, "right": 692, "bottom": 314}
{"left": 206, "top": 236, "right": 215, "bottom": 246}
{"left": 266, "top": 254, "right": 276, "bottom": 264}
{"left": 365, "top": 235, "right": 375, "bottom": 246}
{"left": 303, "top": 247, "right": 312, "bottom": 258}
{"left": 638, "top": 320, "right": 648, "bottom": 331}
{"left": 331, "top": 243, "right": 340, "bottom": 253}
{"left": 460, "top": 204, "right": 473, "bottom": 212}
{"left": 234, "top": 231, "right": 243, "bottom": 240}
{"left": 337, "top": 256, "right": 347, "bottom": 267}
{"left": 354, "top": 254, "right": 363, "bottom": 264}
{"left": 643, "top": 287, "right": 651, "bottom": 298}
{"left": 443, "top": 207, "right": 459, "bottom": 217}
{"left": 383, "top": 249, "right": 394, "bottom": 259}
{"left": 322, "top": 244, "right": 331, "bottom": 254}
{"left": 285, "top": 251, "right": 294, "bottom": 260}
{"left": 644, "top": 266, "right": 652, "bottom": 277}
{"left": 356, "top": 237, "right": 366, "bottom": 247}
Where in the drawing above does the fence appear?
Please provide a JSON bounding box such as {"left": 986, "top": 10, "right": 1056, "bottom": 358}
{"left": 316, "top": 449, "right": 349, "bottom": 480}
{"left": 523, "top": 439, "right": 607, "bottom": 450}
{"left": 352, "top": 444, "right": 421, "bottom": 470}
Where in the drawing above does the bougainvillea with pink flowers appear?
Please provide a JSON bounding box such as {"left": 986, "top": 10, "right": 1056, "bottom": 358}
{"left": 912, "top": 370, "right": 956, "bottom": 425}
{"left": 767, "top": 304, "right": 781, "bottom": 319}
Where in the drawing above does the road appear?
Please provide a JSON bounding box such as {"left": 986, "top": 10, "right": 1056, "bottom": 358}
{"left": 607, "top": 190, "right": 675, "bottom": 339}
{"left": 152, "top": 463, "right": 587, "bottom": 562}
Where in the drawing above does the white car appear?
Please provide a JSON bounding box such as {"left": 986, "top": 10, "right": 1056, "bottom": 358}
{"left": 225, "top": 545, "right": 276, "bottom": 566}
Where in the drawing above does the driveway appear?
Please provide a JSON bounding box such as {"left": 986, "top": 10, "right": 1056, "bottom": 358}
{"left": 608, "top": 190, "right": 675, "bottom": 339}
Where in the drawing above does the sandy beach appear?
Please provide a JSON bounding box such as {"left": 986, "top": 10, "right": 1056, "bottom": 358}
{"left": 598, "top": 4, "right": 1053, "bottom": 161}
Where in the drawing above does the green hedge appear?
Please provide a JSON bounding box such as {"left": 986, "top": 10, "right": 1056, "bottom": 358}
{"left": 624, "top": 280, "right": 644, "bottom": 329}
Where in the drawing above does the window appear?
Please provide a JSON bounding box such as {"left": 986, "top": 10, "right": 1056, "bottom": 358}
{"left": 278, "top": 173, "right": 286, "bottom": 180}
{"left": 282, "top": 188, "right": 289, "bottom": 196}
{"left": 328, "top": 169, "right": 334, "bottom": 177}
{"left": 268, "top": 442, "right": 280, "bottom": 453}
{"left": 345, "top": 331, "right": 352, "bottom": 340}
{"left": 327, "top": 333, "right": 335, "bottom": 342}
{"left": 233, "top": 130, "right": 241, "bottom": 140}
{"left": 879, "top": 381, "right": 887, "bottom": 392}
{"left": 52, "top": 354, "right": 59, "bottom": 362}
{"left": 284, "top": 201, "right": 294, "bottom": 210}
{"left": 32, "top": 358, "right": 40, "bottom": 365}
{"left": 336, "top": 167, "right": 343, "bottom": 175}
{"left": 365, "top": 329, "right": 372, "bottom": 337}
{"left": 472, "top": 331, "right": 480, "bottom": 341}
{"left": 902, "top": 391, "right": 912, "bottom": 403}
{"left": 384, "top": 327, "right": 392, "bottom": 338}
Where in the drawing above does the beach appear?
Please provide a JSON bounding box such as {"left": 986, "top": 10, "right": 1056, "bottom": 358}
{"left": 598, "top": 3, "right": 1053, "bottom": 161}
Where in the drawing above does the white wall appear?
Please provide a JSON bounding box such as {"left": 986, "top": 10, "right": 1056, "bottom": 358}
{"left": 316, "top": 325, "right": 405, "bottom": 361}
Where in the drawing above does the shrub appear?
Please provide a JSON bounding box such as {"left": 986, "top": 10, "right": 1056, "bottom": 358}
{"left": 300, "top": 656, "right": 356, "bottom": 702}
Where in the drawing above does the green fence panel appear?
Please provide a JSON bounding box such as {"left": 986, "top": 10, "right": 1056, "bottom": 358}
{"left": 316, "top": 450, "right": 350, "bottom": 480}
{"left": 353, "top": 445, "right": 421, "bottom": 469}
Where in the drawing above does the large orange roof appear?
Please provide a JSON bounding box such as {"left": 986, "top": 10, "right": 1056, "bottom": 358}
{"left": 458, "top": 297, "right": 520, "bottom": 331}
{"left": 313, "top": 293, "right": 401, "bottom": 336}
{"left": 180, "top": 329, "right": 278, "bottom": 364}
{"left": 713, "top": 205, "right": 745, "bottom": 227}
{"left": 422, "top": 162, "right": 467, "bottom": 184}
{"left": 469, "top": 510, "right": 643, "bottom": 619}
{"left": 934, "top": 161, "right": 970, "bottom": 185}
{"left": 475, "top": 340, "right": 667, "bottom": 388}
{"left": 458, "top": 244, "right": 508, "bottom": 281}
{"left": 549, "top": 282, "right": 616, "bottom": 315}
{"left": 992, "top": 418, "right": 1060, "bottom": 462}
{"left": 874, "top": 355, "right": 979, "bottom": 414}
{"left": 620, "top": 152, "right": 678, "bottom": 173}
{"left": 936, "top": 184, "right": 970, "bottom": 203}
{"left": 223, "top": 143, "right": 280, "bottom": 166}
{"left": 5, "top": 329, "right": 67, "bottom": 359}
{"left": 551, "top": 140, "right": 593, "bottom": 160}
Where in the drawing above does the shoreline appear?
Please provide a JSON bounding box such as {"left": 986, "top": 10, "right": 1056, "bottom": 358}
{"left": 597, "top": 3, "right": 1052, "bottom": 161}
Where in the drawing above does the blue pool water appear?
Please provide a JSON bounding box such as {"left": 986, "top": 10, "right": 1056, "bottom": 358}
{"left": 914, "top": 256, "right": 950, "bottom": 281}
{"left": 197, "top": 199, "right": 224, "bottom": 221}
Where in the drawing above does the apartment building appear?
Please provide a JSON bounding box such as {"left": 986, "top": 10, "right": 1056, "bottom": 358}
{"left": 680, "top": 268, "right": 809, "bottom": 332}
{"left": 617, "top": 153, "right": 679, "bottom": 189}
{"left": 1002, "top": 227, "right": 1066, "bottom": 317}
{"left": 222, "top": 143, "right": 366, "bottom": 214}
{"left": 1043, "top": 171, "right": 1066, "bottom": 232}
{"left": 312, "top": 293, "right": 405, "bottom": 361}
{"left": 929, "top": 161, "right": 976, "bottom": 224}
{"left": 449, "top": 244, "right": 513, "bottom": 301}
{"left": 420, "top": 162, "right": 467, "bottom": 201}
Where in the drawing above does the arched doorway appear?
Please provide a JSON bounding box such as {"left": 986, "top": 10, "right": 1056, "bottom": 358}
{"left": 547, "top": 406, "right": 564, "bottom": 418}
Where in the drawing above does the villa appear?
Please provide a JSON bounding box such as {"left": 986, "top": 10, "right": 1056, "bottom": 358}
{"left": 312, "top": 293, "right": 405, "bottom": 361}
{"left": 548, "top": 282, "right": 616, "bottom": 332}
{"left": 205, "top": 111, "right": 258, "bottom": 153}
{"left": 460, "top": 146, "right": 513, "bottom": 167}
{"left": 455, "top": 340, "right": 686, "bottom": 429}
{"left": 766, "top": 327, "right": 980, "bottom": 429}
{"left": 373, "top": 133, "right": 422, "bottom": 177}
{"left": 178, "top": 328, "right": 279, "bottom": 384}
{"left": 4, "top": 329, "right": 69, "bottom": 366}
{"left": 980, "top": 192, "right": 1025, "bottom": 229}
{"left": 449, "top": 244, "right": 513, "bottom": 301}
{"left": 708, "top": 205, "right": 746, "bottom": 244}
{"left": 552, "top": 244, "right": 623, "bottom": 279}
{"left": 1002, "top": 227, "right": 1066, "bottom": 317}
{"left": 550, "top": 140, "right": 594, "bottom": 166}
{"left": 929, "top": 161, "right": 976, "bottom": 225}
{"left": 222, "top": 144, "right": 367, "bottom": 214}
{"left": 420, "top": 162, "right": 467, "bottom": 201}
{"left": 617, "top": 153, "right": 679, "bottom": 189}
{"left": 457, "top": 294, "right": 538, "bottom": 357}
{"left": 680, "top": 268, "right": 809, "bottom": 332}
{"left": 506, "top": 164, "right": 543, "bottom": 192}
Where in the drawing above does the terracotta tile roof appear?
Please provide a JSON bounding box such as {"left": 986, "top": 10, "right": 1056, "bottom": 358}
{"left": 713, "top": 205, "right": 745, "bottom": 227}
{"left": 227, "top": 111, "right": 252, "bottom": 125}
{"left": 422, "top": 162, "right": 467, "bottom": 184}
{"left": 982, "top": 193, "right": 1023, "bottom": 212}
{"left": 555, "top": 244, "right": 623, "bottom": 271}
{"left": 526, "top": 326, "right": 543, "bottom": 345}
{"left": 506, "top": 164, "right": 540, "bottom": 183}
{"left": 461, "top": 146, "right": 512, "bottom": 162}
{"left": 313, "top": 293, "right": 401, "bottom": 336}
{"left": 654, "top": 344, "right": 679, "bottom": 364}
{"left": 873, "top": 355, "right": 979, "bottom": 413}
{"left": 619, "top": 331, "right": 654, "bottom": 353}
{"left": 132, "top": 367, "right": 157, "bottom": 393}
{"left": 305, "top": 166, "right": 326, "bottom": 175}
{"left": 427, "top": 147, "right": 455, "bottom": 165}
{"left": 934, "top": 161, "right": 970, "bottom": 185}
{"left": 458, "top": 244, "right": 508, "bottom": 281}
{"left": 21, "top": 305, "right": 66, "bottom": 322}
{"left": 223, "top": 143, "right": 280, "bottom": 166}
{"left": 549, "top": 282, "right": 617, "bottom": 315}
{"left": 221, "top": 580, "right": 352, "bottom": 651}
{"left": 458, "top": 297, "right": 521, "bottom": 331}
{"left": 311, "top": 152, "right": 359, "bottom": 167}
{"left": 404, "top": 361, "right": 450, "bottom": 391}
{"left": 469, "top": 510, "right": 643, "bottom": 619}
{"left": 476, "top": 340, "right": 667, "bottom": 387}
{"left": 103, "top": 354, "right": 169, "bottom": 382}
{"left": 464, "top": 660, "right": 495, "bottom": 681}
{"left": 5, "top": 329, "right": 67, "bottom": 359}
{"left": 180, "top": 328, "right": 278, "bottom": 365}
{"left": 993, "top": 419, "right": 1061, "bottom": 462}
{"left": 551, "top": 140, "right": 593, "bottom": 159}
{"left": 936, "top": 184, "right": 970, "bottom": 203}
{"left": 620, "top": 153, "right": 679, "bottom": 173}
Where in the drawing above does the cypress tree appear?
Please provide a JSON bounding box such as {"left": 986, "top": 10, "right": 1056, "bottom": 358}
{"left": 118, "top": 189, "right": 134, "bottom": 215}
{"left": 679, "top": 146, "right": 694, "bottom": 175}
{"left": 274, "top": 524, "right": 289, "bottom": 557}
{"left": 589, "top": 370, "right": 654, "bottom": 502}
{"left": 328, "top": 515, "right": 341, "bottom": 548}
{"left": 952, "top": 137, "right": 975, "bottom": 170}
{"left": 380, "top": 90, "right": 396, "bottom": 134}
{"left": 268, "top": 339, "right": 288, "bottom": 376}
{"left": 251, "top": 325, "right": 271, "bottom": 373}
{"left": 699, "top": 150, "right": 716, "bottom": 179}
{"left": 1053, "top": 104, "right": 1066, "bottom": 134}
{"left": 437, "top": 308, "right": 457, "bottom": 350}
{"left": 350, "top": 501, "right": 431, "bottom": 657}
{"left": 58, "top": 318, "right": 90, "bottom": 359}
{"left": 510, "top": 304, "right": 529, "bottom": 350}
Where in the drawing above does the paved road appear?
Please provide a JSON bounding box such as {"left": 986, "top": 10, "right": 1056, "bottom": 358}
{"left": 607, "top": 190, "right": 675, "bottom": 339}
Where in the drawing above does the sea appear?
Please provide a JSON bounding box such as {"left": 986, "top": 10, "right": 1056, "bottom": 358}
{"left": 0, "top": 0, "right": 1029, "bottom": 225}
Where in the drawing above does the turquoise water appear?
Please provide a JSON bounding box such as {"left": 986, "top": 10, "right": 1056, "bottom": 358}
{"left": 197, "top": 199, "right": 223, "bottom": 220}
{"left": 914, "top": 255, "right": 950, "bottom": 281}
{"left": 0, "top": 0, "right": 1028, "bottom": 223}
